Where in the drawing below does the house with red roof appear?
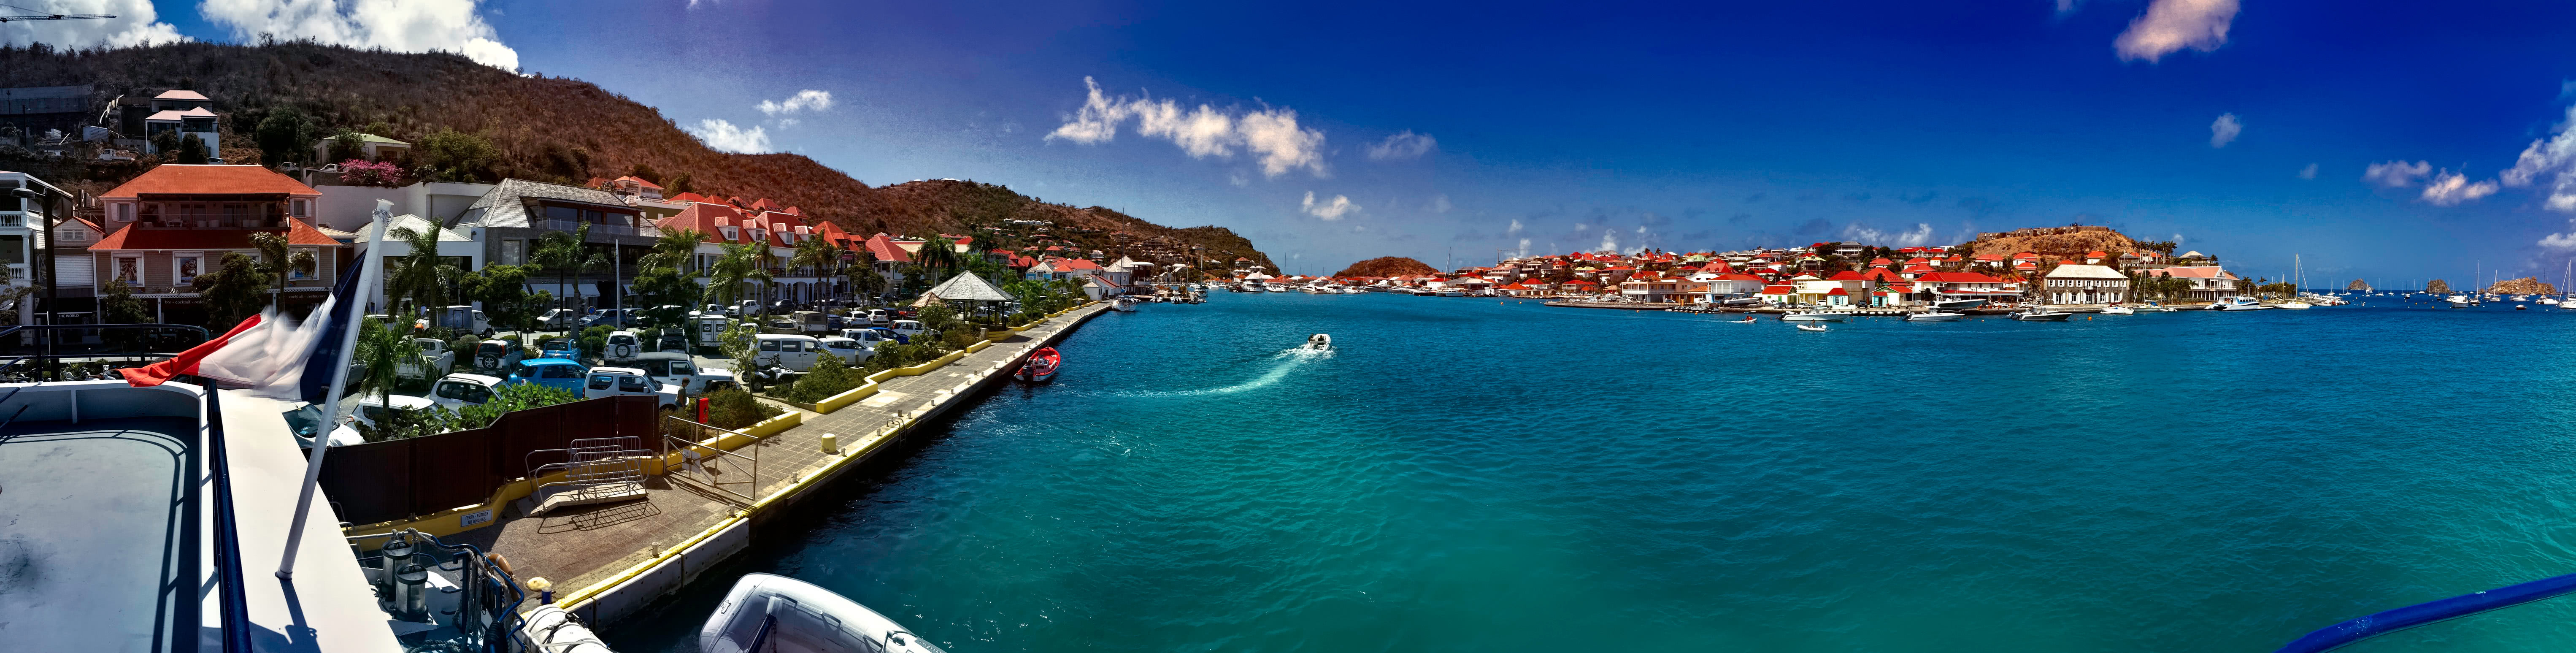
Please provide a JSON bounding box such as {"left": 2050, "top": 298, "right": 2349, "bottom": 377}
{"left": 88, "top": 165, "right": 342, "bottom": 316}
{"left": 1912, "top": 271, "right": 2023, "bottom": 304}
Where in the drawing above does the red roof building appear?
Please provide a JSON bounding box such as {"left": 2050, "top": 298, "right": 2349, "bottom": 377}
{"left": 87, "top": 165, "right": 341, "bottom": 306}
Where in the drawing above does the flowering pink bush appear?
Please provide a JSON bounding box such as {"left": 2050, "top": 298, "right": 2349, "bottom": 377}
{"left": 338, "top": 158, "right": 404, "bottom": 187}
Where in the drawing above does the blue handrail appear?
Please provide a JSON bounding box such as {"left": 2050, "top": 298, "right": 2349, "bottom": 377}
{"left": 2277, "top": 572, "right": 2576, "bottom": 652}
{"left": 200, "top": 379, "right": 257, "bottom": 653}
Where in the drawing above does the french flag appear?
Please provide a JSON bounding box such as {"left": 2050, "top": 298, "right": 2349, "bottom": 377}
{"left": 120, "top": 201, "right": 384, "bottom": 404}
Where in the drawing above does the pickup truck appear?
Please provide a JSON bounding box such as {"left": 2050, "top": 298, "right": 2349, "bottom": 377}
{"left": 395, "top": 338, "right": 456, "bottom": 379}
{"left": 630, "top": 352, "right": 737, "bottom": 396}
{"left": 582, "top": 366, "right": 682, "bottom": 409}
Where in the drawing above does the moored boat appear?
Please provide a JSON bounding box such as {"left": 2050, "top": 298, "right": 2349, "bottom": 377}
{"left": 700, "top": 573, "right": 949, "bottom": 653}
{"left": 1781, "top": 312, "right": 1848, "bottom": 322}
{"left": 1905, "top": 312, "right": 1965, "bottom": 322}
{"left": 1015, "top": 347, "right": 1060, "bottom": 382}
{"left": 2100, "top": 305, "right": 2135, "bottom": 315}
{"left": 2007, "top": 309, "right": 2073, "bottom": 321}
{"left": 1795, "top": 323, "right": 1831, "bottom": 332}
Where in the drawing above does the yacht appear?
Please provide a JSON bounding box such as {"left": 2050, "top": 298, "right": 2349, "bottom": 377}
{"left": 1303, "top": 333, "right": 1335, "bottom": 351}
{"left": 1795, "top": 323, "right": 1831, "bottom": 332}
{"left": 1931, "top": 298, "right": 1989, "bottom": 312}
{"left": 2134, "top": 301, "right": 2176, "bottom": 312}
{"left": 1905, "top": 312, "right": 1965, "bottom": 322}
{"left": 2007, "top": 309, "right": 2073, "bottom": 321}
{"left": 2218, "top": 296, "right": 2271, "bottom": 310}
{"left": 2447, "top": 294, "right": 2473, "bottom": 308}
{"left": 2100, "top": 305, "right": 2135, "bottom": 315}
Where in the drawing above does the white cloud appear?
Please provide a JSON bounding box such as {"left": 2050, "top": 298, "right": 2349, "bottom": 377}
{"left": 199, "top": 0, "right": 520, "bottom": 71}
{"left": 1046, "top": 77, "right": 1328, "bottom": 178}
{"left": 2362, "top": 160, "right": 2432, "bottom": 188}
{"left": 2209, "top": 113, "right": 2241, "bottom": 148}
{"left": 1506, "top": 219, "right": 1522, "bottom": 236}
{"left": 1430, "top": 194, "right": 1453, "bottom": 214}
{"left": 2541, "top": 221, "right": 2576, "bottom": 249}
{"left": 1843, "top": 222, "right": 1936, "bottom": 247}
{"left": 1598, "top": 230, "right": 1619, "bottom": 254}
{"left": 1300, "top": 191, "right": 1357, "bottom": 220}
{"left": 687, "top": 119, "right": 771, "bottom": 154}
{"left": 1518, "top": 238, "right": 1531, "bottom": 257}
{"left": 1367, "top": 131, "right": 1437, "bottom": 160}
{"left": 2298, "top": 163, "right": 2318, "bottom": 180}
{"left": 2502, "top": 105, "right": 2576, "bottom": 211}
{"left": 0, "top": 0, "right": 182, "bottom": 49}
{"left": 2420, "top": 171, "right": 2499, "bottom": 206}
{"left": 2114, "top": 0, "right": 2238, "bottom": 62}
{"left": 757, "top": 89, "right": 833, "bottom": 115}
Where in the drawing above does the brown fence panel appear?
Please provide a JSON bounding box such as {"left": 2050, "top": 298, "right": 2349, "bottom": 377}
{"left": 323, "top": 396, "right": 672, "bottom": 524}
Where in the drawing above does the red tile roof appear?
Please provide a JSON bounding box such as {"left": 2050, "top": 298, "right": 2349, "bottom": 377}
{"left": 90, "top": 219, "right": 337, "bottom": 251}
{"left": 100, "top": 165, "right": 320, "bottom": 199}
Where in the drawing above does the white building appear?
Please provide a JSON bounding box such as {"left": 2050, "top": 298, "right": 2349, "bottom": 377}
{"left": 2041, "top": 264, "right": 2129, "bottom": 304}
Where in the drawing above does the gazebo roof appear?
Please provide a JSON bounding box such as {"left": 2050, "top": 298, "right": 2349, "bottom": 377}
{"left": 922, "top": 271, "right": 1014, "bottom": 301}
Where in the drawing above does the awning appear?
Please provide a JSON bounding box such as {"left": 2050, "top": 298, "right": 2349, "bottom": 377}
{"left": 525, "top": 283, "right": 601, "bottom": 297}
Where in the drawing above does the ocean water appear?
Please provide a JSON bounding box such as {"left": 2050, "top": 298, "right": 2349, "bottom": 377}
{"left": 607, "top": 294, "right": 2576, "bottom": 653}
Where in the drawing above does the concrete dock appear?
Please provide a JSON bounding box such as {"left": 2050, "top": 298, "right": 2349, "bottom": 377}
{"left": 461, "top": 302, "right": 1112, "bottom": 626}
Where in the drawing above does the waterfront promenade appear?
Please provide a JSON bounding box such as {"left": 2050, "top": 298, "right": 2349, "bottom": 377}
{"left": 467, "top": 302, "right": 1110, "bottom": 625}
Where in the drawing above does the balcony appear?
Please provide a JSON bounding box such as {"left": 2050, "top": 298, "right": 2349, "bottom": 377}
{"left": 542, "top": 219, "right": 661, "bottom": 238}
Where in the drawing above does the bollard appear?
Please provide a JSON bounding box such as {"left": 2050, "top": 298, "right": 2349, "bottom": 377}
{"left": 820, "top": 433, "right": 839, "bottom": 454}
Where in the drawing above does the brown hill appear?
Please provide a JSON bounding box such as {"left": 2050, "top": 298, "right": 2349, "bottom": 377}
{"left": 1959, "top": 226, "right": 2175, "bottom": 263}
{"left": 0, "top": 41, "right": 1268, "bottom": 270}
{"left": 2346, "top": 279, "right": 2371, "bottom": 291}
{"left": 1335, "top": 257, "right": 1437, "bottom": 278}
{"left": 2485, "top": 277, "right": 2557, "bottom": 295}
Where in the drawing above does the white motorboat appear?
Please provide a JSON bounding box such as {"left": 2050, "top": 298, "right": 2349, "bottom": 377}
{"left": 2218, "top": 296, "right": 2271, "bottom": 311}
{"left": 2447, "top": 294, "right": 2473, "bottom": 308}
{"left": 1781, "top": 312, "right": 1848, "bottom": 322}
{"left": 1303, "top": 333, "right": 1334, "bottom": 351}
{"left": 1111, "top": 297, "right": 1139, "bottom": 312}
{"left": 1795, "top": 323, "right": 1831, "bottom": 332}
{"left": 2517, "top": 303, "right": 2529, "bottom": 310}
{"left": 1905, "top": 312, "right": 1965, "bottom": 322}
{"left": 2135, "top": 301, "right": 2176, "bottom": 313}
{"left": 2007, "top": 309, "right": 2072, "bottom": 321}
{"left": 2100, "top": 305, "right": 2135, "bottom": 315}
{"left": 2541, "top": 297, "right": 2561, "bottom": 305}
{"left": 2278, "top": 301, "right": 2311, "bottom": 309}
{"left": 1931, "top": 298, "right": 1989, "bottom": 312}
{"left": 701, "top": 573, "right": 947, "bottom": 653}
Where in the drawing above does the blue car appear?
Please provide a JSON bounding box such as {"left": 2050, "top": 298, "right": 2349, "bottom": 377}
{"left": 504, "top": 358, "right": 589, "bottom": 392}
{"left": 870, "top": 327, "right": 907, "bottom": 344}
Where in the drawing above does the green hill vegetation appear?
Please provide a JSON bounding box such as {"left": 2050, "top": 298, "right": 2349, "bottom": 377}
{"left": 1333, "top": 256, "right": 1438, "bottom": 278}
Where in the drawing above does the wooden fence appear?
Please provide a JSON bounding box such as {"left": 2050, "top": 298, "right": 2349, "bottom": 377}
{"left": 319, "top": 396, "right": 664, "bottom": 525}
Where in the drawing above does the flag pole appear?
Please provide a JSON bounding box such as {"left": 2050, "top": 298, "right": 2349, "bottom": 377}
{"left": 277, "top": 199, "right": 392, "bottom": 578}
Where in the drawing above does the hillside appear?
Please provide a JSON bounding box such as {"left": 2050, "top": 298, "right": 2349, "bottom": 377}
{"left": 2485, "top": 277, "right": 2557, "bottom": 295}
{"left": 2346, "top": 279, "right": 2371, "bottom": 291}
{"left": 1334, "top": 257, "right": 1437, "bottom": 278}
{"left": 0, "top": 41, "right": 1268, "bottom": 271}
{"left": 1960, "top": 226, "right": 2175, "bottom": 262}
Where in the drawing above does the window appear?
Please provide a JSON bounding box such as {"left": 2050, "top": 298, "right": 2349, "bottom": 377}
{"left": 0, "top": 235, "right": 21, "bottom": 266}
{"left": 115, "top": 203, "right": 133, "bottom": 222}
{"left": 545, "top": 206, "right": 581, "bottom": 222}
{"left": 291, "top": 199, "right": 308, "bottom": 217}
{"left": 721, "top": 227, "right": 738, "bottom": 241}
{"left": 759, "top": 339, "right": 779, "bottom": 352}
{"left": 361, "top": 406, "right": 390, "bottom": 423}
{"left": 542, "top": 365, "right": 581, "bottom": 379}
{"left": 501, "top": 239, "right": 523, "bottom": 265}
{"left": 291, "top": 255, "right": 316, "bottom": 280}
{"left": 115, "top": 257, "right": 139, "bottom": 283}
{"left": 175, "top": 255, "right": 201, "bottom": 285}
{"left": 588, "top": 375, "right": 615, "bottom": 391}
{"left": 618, "top": 376, "right": 649, "bottom": 393}
{"left": 436, "top": 382, "right": 492, "bottom": 404}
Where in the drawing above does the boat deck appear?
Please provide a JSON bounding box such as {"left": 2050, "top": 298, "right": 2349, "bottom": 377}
{"left": 470, "top": 305, "right": 1107, "bottom": 607}
{"left": 0, "top": 416, "right": 199, "bottom": 653}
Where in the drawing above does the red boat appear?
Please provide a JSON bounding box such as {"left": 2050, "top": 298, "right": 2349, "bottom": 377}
{"left": 1015, "top": 347, "right": 1060, "bottom": 382}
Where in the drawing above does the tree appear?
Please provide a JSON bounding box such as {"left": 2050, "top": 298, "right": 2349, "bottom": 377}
{"left": 532, "top": 223, "right": 607, "bottom": 310}
{"left": 353, "top": 317, "right": 421, "bottom": 411}
{"left": 192, "top": 252, "right": 270, "bottom": 328}
{"left": 149, "top": 129, "right": 178, "bottom": 155}
{"left": 665, "top": 172, "right": 693, "bottom": 196}
{"left": 914, "top": 235, "right": 963, "bottom": 282}
{"left": 718, "top": 318, "right": 759, "bottom": 375}
{"left": 416, "top": 128, "right": 500, "bottom": 183}
{"left": 789, "top": 236, "right": 843, "bottom": 298}
{"left": 626, "top": 163, "right": 661, "bottom": 185}
{"left": 633, "top": 228, "right": 705, "bottom": 325}
{"left": 102, "top": 279, "right": 149, "bottom": 324}
{"left": 325, "top": 131, "right": 367, "bottom": 163}
{"left": 462, "top": 264, "right": 535, "bottom": 331}
{"left": 246, "top": 231, "right": 316, "bottom": 311}
{"left": 177, "top": 133, "right": 208, "bottom": 165}
{"left": 708, "top": 242, "right": 773, "bottom": 306}
{"left": 254, "top": 106, "right": 315, "bottom": 166}
{"left": 384, "top": 227, "right": 459, "bottom": 317}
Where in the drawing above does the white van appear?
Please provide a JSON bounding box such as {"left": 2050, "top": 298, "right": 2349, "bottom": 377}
{"left": 753, "top": 334, "right": 824, "bottom": 371}
{"left": 816, "top": 336, "right": 873, "bottom": 366}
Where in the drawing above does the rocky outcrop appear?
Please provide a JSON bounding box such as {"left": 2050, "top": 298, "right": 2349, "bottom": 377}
{"left": 1334, "top": 257, "right": 1439, "bottom": 278}
{"left": 2484, "top": 276, "right": 2558, "bottom": 295}
{"left": 2426, "top": 279, "right": 2451, "bottom": 294}
{"left": 2346, "top": 279, "right": 2371, "bottom": 291}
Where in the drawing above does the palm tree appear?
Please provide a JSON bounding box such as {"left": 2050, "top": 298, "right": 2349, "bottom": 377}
{"left": 789, "top": 237, "right": 843, "bottom": 300}
{"left": 353, "top": 317, "right": 421, "bottom": 422}
{"left": 708, "top": 242, "right": 774, "bottom": 307}
{"left": 532, "top": 223, "right": 608, "bottom": 311}
{"left": 383, "top": 227, "right": 458, "bottom": 318}
{"left": 915, "top": 235, "right": 963, "bottom": 282}
{"left": 248, "top": 231, "right": 317, "bottom": 311}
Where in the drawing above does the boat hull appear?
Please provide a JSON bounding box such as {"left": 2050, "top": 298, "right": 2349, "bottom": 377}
{"left": 700, "top": 573, "right": 946, "bottom": 653}
{"left": 2009, "top": 312, "right": 2072, "bottom": 321}
{"left": 1905, "top": 313, "right": 1964, "bottom": 322}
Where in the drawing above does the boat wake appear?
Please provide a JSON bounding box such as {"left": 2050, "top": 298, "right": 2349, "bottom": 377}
{"left": 1123, "top": 347, "right": 1332, "bottom": 397}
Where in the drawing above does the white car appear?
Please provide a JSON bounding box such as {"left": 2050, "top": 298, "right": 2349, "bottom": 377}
{"left": 538, "top": 308, "right": 581, "bottom": 330}
{"left": 753, "top": 334, "right": 824, "bottom": 371}
{"left": 835, "top": 328, "right": 889, "bottom": 350}
{"left": 887, "top": 320, "right": 932, "bottom": 343}
{"left": 730, "top": 300, "right": 763, "bottom": 318}
{"left": 582, "top": 366, "right": 681, "bottom": 409}
{"left": 353, "top": 394, "right": 439, "bottom": 430}
{"left": 864, "top": 309, "right": 892, "bottom": 325}
{"left": 428, "top": 373, "right": 505, "bottom": 411}
{"left": 395, "top": 337, "right": 456, "bottom": 379}
{"left": 816, "top": 336, "right": 873, "bottom": 366}
{"left": 605, "top": 330, "right": 644, "bottom": 362}
{"left": 630, "top": 352, "right": 738, "bottom": 395}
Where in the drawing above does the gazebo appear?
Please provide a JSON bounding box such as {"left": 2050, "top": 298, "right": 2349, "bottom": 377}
{"left": 914, "top": 272, "right": 1016, "bottom": 321}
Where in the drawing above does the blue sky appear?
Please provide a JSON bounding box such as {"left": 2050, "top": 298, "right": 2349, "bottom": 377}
{"left": 18, "top": 0, "right": 2576, "bottom": 285}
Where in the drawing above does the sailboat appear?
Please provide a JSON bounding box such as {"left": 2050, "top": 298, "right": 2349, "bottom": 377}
{"left": 2279, "top": 255, "right": 2312, "bottom": 309}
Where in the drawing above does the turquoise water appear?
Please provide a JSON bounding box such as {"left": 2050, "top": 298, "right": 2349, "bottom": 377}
{"left": 608, "top": 294, "right": 2576, "bottom": 652}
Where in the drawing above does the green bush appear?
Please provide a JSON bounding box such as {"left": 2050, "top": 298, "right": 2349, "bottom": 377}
{"left": 578, "top": 325, "right": 612, "bottom": 360}
{"left": 444, "top": 382, "right": 579, "bottom": 431}
{"left": 781, "top": 355, "right": 861, "bottom": 403}
{"left": 703, "top": 387, "right": 780, "bottom": 429}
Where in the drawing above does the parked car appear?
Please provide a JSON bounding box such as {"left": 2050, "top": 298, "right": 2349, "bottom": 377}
{"left": 835, "top": 328, "right": 890, "bottom": 351}
{"left": 425, "top": 305, "right": 495, "bottom": 337}
{"left": 395, "top": 337, "right": 457, "bottom": 379}
{"left": 887, "top": 320, "right": 933, "bottom": 343}
{"left": 429, "top": 373, "right": 505, "bottom": 411}
{"left": 644, "top": 304, "right": 691, "bottom": 327}
{"left": 352, "top": 394, "right": 440, "bottom": 431}
{"left": 865, "top": 309, "right": 893, "bottom": 325}
{"left": 504, "top": 358, "right": 589, "bottom": 392}
{"left": 581, "top": 366, "right": 681, "bottom": 409}
{"left": 729, "top": 300, "right": 763, "bottom": 318}
{"left": 752, "top": 334, "right": 826, "bottom": 371}
{"left": 816, "top": 336, "right": 873, "bottom": 366}
{"left": 472, "top": 339, "right": 524, "bottom": 372}
{"left": 630, "top": 352, "right": 737, "bottom": 395}
{"left": 656, "top": 331, "right": 688, "bottom": 352}
{"left": 538, "top": 338, "right": 577, "bottom": 360}
{"left": 537, "top": 308, "right": 581, "bottom": 330}
{"left": 580, "top": 309, "right": 635, "bottom": 329}
{"left": 604, "top": 330, "right": 644, "bottom": 361}
{"left": 789, "top": 310, "right": 831, "bottom": 334}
